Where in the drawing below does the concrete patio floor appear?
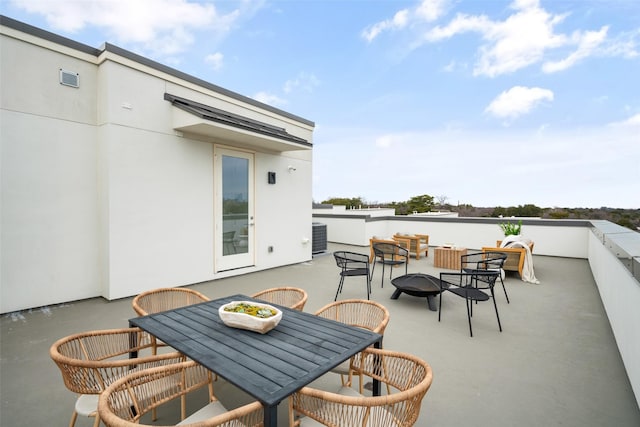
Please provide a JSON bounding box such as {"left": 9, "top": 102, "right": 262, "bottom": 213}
{"left": 2, "top": 242, "right": 639, "bottom": 426}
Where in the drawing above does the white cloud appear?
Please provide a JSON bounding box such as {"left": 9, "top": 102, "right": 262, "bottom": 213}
{"left": 542, "top": 26, "right": 608, "bottom": 73}
{"left": 362, "top": 9, "right": 410, "bottom": 42}
{"left": 361, "top": 0, "right": 447, "bottom": 42}
{"left": 426, "top": 0, "right": 569, "bottom": 76}
{"left": 417, "top": 0, "right": 633, "bottom": 77}
{"left": 415, "top": 0, "right": 448, "bottom": 22}
{"left": 609, "top": 113, "right": 640, "bottom": 128}
{"left": 485, "top": 86, "right": 554, "bottom": 119}
{"left": 283, "top": 72, "right": 320, "bottom": 94}
{"left": 426, "top": 13, "right": 490, "bottom": 41}
{"left": 603, "top": 29, "right": 640, "bottom": 58}
{"left": 10, "top": 0, "right": 240, "bottom": 56}
{"left": 252, "top": 91, "right": 287, "bottom": 107}
{"left": 375, "top": 134, "right": 398, "bottom": 148}
{"left": 205, "top": 52, "right": 224, "bottom": 71}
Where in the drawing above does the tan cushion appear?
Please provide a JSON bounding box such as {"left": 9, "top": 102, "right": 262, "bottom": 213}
{"left": 177, "top": 400, "right": 228, "bottom": 425}
{"left": 330, "top": 359, "right": 350, "bottom": 375}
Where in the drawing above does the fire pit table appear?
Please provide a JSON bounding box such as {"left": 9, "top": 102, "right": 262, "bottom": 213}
{"left": 390, "top": 273, "right": 448, "bottom": 311}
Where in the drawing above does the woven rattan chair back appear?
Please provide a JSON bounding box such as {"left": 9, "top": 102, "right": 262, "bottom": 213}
{"left": 50, "top": 327, "right": 186, "bottom": 427}
{"left": 314, "top": 299, "right": 390, "bottom": 335}
{"left": 251, "top": 286, "right": 308, "bottom": 311}
{"left": 290, "top": 347, "right": 434, "bottom": 427}
{"left": 132, "top": 287, "right": 210, "bottom": 354}
{"left": 98, "top": 360, "right": 264, "bottom": 427}
{"left": 314, "top": 299, "right": 391, "bottom": 391}
{"left": 132, "top": 287, "right": 210, "bottom": 316}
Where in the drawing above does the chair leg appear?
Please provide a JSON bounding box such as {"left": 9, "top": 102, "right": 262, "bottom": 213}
{"left": 500, "top": 276, "right": 510, "bottom": 303}
{"left": 69, "top": 411, "right": 78, "bottom": 427}
{"left": 465, "top": 297, "right": 474, "bottom": 337}
{"left": 366, "top": 273, "right": 371, "bottom": 300}
{"left": 334, "top": 276, "right": 344, "bottom": 301}
{"left": 491, "top": 288, "right": 503, "bottom": 332}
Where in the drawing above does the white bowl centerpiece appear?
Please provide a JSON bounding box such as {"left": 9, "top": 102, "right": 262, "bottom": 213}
{"left": 218, "top": 301, "right": 283, "bottom": 334}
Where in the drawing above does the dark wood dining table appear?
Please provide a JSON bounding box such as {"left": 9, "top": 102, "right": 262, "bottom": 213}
{"left": 129, "top": 294, "right": 382, "bottom": 427}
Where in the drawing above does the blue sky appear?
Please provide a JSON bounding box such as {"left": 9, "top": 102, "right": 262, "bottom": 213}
{"left": 3, "top": 0, "right": 639, "bottom": 208}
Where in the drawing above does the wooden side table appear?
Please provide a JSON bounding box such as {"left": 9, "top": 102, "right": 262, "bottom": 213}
{"left": 433, "top": 247, "right": 467, "bottom": 270}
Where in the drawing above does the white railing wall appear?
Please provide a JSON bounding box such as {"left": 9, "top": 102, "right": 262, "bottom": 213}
{"left": 588, "top": 223, "right": 640, "bottom": 407}
{"left": 314, "top": 214, "right": 590, "bottom": 258}
{"left": 313, "top": 212, "right": 639, "bottom": 407}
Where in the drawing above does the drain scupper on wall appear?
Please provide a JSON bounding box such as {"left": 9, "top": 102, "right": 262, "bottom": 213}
{"left": 59, "top": 69, "right": 79, "bottom": 88}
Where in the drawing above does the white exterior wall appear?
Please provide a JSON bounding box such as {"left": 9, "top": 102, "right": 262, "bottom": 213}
{"left": 1, "top": 22, "right": 314, "bottom": 312}
{"left": 1, "top": 33, "right": 101, "bottom": 312}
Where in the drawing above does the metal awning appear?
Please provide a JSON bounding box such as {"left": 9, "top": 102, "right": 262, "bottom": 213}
{"left": 164, "top": 93, "right": 311, "bottom": 152}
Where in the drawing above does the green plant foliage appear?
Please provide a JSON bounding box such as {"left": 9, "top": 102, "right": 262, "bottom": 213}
{"left": 499, "top": 219, "right": 522, "bottom": 236}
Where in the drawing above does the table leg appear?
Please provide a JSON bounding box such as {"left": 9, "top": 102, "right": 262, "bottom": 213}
{"left": 264, "top": 405, "right": 276, "bottom": 427}
{"left": 372, "top": 339, "right": 382, "bottom": 397}
{"left": 390, "top": 289, "right": 402, "bottom": 300}
{"left": 128, "top": 322, "right": 138, "bottom": 360}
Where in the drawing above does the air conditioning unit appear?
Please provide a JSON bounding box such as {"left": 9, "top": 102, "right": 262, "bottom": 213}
{"left": 312, "top": 222, "right": 327, "bottom": 254}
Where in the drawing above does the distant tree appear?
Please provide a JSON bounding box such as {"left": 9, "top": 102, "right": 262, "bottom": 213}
{"left": 435, "top": 195, "right": 448, "bottom": 207}
{"left": 321, "top": 197, "right": 364, "bottom": 209}
{"left": 389, "top": 201, "right": 409, "bottom": 215}
{"left": 492, "top": 204, "right": 542, "bottom": 217}
{"left": 548, "top": 210, "right": 570, "bottom": 219}
{"left": 408, "top": 194, "right": 435, "bottom": 213}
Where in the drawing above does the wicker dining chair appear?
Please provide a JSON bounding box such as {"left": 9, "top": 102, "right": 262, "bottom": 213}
{"left": 314, "top": 299, "right": 390, "bottom": 392}
{"left": 98, "top": 360, "right": 264, "bottom": 427}
{"left": 251, "top": 286, "right": 308, "bottom": 311}
{"left": 49, "top": 327, "right": 194, "bottom": 427}
{"left": 289, "top": 347, "right": 434, "bottom": 427}
{"left": 132, "top": 287, "right": 210, "bottom": 353}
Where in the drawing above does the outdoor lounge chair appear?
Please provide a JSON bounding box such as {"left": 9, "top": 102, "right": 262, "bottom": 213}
{"left": 482, "top": 239, "right": 535, "bottom": 279}
{"left": 394, "top": 232, "right": 430, "bottom": 259}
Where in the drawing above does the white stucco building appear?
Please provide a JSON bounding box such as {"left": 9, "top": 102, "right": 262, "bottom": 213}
{"left": 0, "top": 16, "right": 315, "bottom": 313}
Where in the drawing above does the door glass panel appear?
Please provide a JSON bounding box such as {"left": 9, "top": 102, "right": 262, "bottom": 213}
{"left": 222, "top": 155, "right": 249, "bottom": 256}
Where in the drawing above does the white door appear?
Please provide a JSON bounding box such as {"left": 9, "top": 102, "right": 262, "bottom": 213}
{"left": 214, "top": 147, "right": 254, "bottom": 272}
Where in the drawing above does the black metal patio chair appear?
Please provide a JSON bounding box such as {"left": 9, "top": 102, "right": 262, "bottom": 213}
{"left": 461, "top": 251, "right": 509, "bottom": 303}
{"left": 333, "top": 251, "right": 372, "bottom": 300}
{"left": 371, "top": 242, "right": 409, "bottom": 288}
{"left": 438, "top": 271, "right": 502, "bottom": 337}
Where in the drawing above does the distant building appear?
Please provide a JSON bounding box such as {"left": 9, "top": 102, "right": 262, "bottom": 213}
{"left": 0, "top": 16, "right": 315, "bottom": 313}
